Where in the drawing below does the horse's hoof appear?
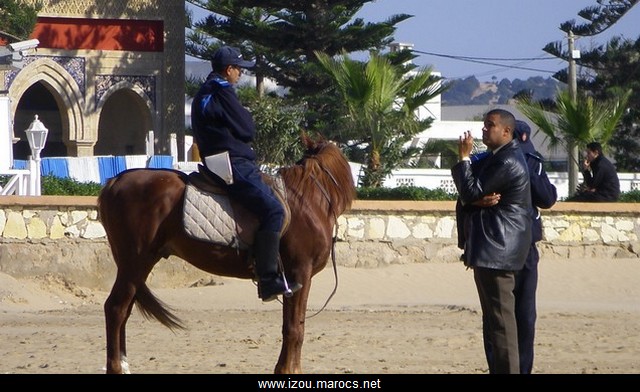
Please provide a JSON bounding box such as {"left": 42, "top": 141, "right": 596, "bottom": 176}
{"left": 121, "top": 356, "right": 131, "bottom": 374}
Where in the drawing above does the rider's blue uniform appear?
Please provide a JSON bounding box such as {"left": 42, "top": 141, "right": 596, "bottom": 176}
{"left": 190, "top": 73, "right": 284, "bottom": 233}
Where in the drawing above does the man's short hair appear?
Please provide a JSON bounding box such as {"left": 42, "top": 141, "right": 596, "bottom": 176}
{"left": 586, "top": 142, "right": 603, "bottom": 155}
{"left": 485, "top": 109, "right": 516, "bottom": 134}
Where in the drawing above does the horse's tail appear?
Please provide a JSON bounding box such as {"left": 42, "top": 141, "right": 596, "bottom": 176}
{"left": 135, "top": 283, "right": 185, "bottom": 331}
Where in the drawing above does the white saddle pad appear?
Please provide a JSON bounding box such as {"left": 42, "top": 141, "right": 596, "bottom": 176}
{"left": 183, "top": 184, "right": 247, "bottom": 249}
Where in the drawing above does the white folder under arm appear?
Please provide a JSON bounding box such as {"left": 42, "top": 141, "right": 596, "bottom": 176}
{"left": 204, "top": 151, "right": 234, "bottom": 185}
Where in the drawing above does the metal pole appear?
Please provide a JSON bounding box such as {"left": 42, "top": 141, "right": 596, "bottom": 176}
{"left": 567, "top": 31, "right": 580, "bottom": 197}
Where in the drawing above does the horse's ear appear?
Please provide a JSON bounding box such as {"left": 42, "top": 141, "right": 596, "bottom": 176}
{"left": 300, "top": 131, "right": 313, "bottom": 150}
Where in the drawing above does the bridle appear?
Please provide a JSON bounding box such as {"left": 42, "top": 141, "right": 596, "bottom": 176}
{"left": 305, "top": 158, "right": 343, "bottom": 318}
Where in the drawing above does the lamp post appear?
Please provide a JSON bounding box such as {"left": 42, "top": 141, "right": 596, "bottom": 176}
{"left": 25, "top": 115, "right": 48, "bottom": 196}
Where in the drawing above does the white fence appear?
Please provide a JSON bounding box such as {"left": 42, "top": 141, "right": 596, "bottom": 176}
{"left": 5, "top": 158, "right": 640, "bottom": 201}
{"left": 370, "top": 167, "right": 640, "bottom": 200}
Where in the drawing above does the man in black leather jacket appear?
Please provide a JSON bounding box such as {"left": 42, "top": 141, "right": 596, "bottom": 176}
{"left": 451, "top": 109, "right": 532, "bottom": 374}
{"left": 456, "top": 120, "right": 557, "bottom": 373}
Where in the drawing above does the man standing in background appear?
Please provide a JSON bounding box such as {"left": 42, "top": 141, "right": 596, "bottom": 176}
{"left": 452, "top": 109, "right": 532, "bottom": 373}
{"left": 456, "top": 120, "right": 557, "bottom": 373}
{"left": 490, "top": 120, "right": 557, "bottom": 373}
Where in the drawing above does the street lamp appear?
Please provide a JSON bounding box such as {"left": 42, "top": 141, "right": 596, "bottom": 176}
{"left": 25, "top": 115, "right": 48, "bottom": 196}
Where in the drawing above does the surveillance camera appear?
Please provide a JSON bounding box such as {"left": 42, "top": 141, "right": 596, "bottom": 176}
{"left": 8, "top": 39, "right": 40, "bottom": 52}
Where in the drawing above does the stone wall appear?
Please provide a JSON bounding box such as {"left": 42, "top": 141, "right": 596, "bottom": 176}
{"left": 1, "top": 196, "right": 639, "bottom": 290}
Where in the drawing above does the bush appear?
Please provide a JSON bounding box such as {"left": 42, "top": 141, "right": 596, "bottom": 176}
{"left": 2, "top": 175, "right": 102, "bottom": 196}
{"left": 2, "top": 174, "right": 640, "bottom": 202}
{"left": 618, "top": 190, "right": 640, "bottom": 203}
{"left": 356, "top": 186, "right": 640, "bottom": 202}
{"left": 41, "top": 175, "right": 102, "bottom": 196}
{"left": 357, "top": 186, "right": 457, "bottom": 201}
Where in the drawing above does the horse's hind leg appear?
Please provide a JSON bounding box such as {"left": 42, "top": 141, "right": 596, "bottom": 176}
{"left": 104, "top": 274, "right": 138, "bottom": 374}
{"left": 118, "top": 297, "right": 137, "bottom": 373}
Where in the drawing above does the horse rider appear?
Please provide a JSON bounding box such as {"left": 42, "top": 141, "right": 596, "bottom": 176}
{"left": 190, "top": 46, "right": 302, "bottom": 302}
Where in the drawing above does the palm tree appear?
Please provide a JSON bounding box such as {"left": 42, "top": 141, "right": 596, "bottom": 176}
{"left": 516, "top": 88, "right": 631, "bottom": 196}
{"left": 315, "top": 51, "right": 447, "bottom": 187}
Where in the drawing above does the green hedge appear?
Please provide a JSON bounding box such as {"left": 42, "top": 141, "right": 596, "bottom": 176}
{"left": 618, "top": 190, "right": 640, "bottom": 203}
{"left": 2, "top": 176, "right": 640, "bottom": 202}
{"left": 356, "top": 186, "right": 640, "bottom": 202}
{"left": 0, "top": 175, "right": 102, "bottom": 196}
{"left": 357, "top": 186, "right": 457, "bottom": 201}
{"left": 40, "top": 175, "right": 102, "bottom": 196}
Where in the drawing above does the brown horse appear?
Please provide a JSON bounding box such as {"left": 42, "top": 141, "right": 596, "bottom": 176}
{"left": 97, "top": 135, "right": 356, "bottom": 374}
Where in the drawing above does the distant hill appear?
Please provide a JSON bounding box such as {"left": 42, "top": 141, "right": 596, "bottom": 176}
{"left": 187, "top": 61, "right": 561, "bottom": 106}
{"left": 442, "top": 75, "right": 561, "bottom": 106}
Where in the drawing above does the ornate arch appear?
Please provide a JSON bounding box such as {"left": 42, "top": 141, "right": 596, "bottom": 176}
{"left": 94, "top": 79, "right": 156, "bottom": 155}
{"left": 95, "top": 79, "right": 156, "bottom": 137}
{"left": 95, "top": 78, "right": 154, "bottom": 115}
{"left": 7, "top": 57, "right": 85, "bottom": 143}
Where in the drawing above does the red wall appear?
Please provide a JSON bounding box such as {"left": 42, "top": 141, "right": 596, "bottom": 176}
{"left": 31, "top": 17, "right": 164, "bottom": 52}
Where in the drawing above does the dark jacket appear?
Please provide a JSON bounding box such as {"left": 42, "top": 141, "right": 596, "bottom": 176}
{"left": 455, "top": 152, "right": 489, "bottom": 249}
{"left": 190, "top": 73, "right": 257, "bottom": 161}
{"left": 519, "top": 139, "right": 557, "bottom": 243}
{"left": 451, "top": 139, "right": 532, "bottom": 271}
{"left": 582, "top": 154, "right": 620, "bottom": 201}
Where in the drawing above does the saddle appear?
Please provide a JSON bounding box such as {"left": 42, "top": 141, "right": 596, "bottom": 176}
{"left": 182, "top": 165, "right": 290, "bottom": 249}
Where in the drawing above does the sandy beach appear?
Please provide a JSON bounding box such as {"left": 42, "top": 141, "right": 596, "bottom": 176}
{"left": 0, "top": 258, "right": 638, "bottom": 374}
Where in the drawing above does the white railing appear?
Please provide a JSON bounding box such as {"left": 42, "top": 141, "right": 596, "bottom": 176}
{"left": 4, "top": 158, "right": 640, "bottom": 201}
{"left": 0, "top": 169, "right": 30, "bottom": 196}
{"left": 348, "top": 165, "right": 639, "bottom": 201}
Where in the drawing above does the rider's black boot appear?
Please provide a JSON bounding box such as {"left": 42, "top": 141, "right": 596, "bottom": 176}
{"left": 254, "top": 231, "right": 302, "bottom": 302}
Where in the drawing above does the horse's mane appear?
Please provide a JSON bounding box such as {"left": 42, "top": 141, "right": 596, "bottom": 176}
{"left": 279, "top": 136, "right": 356, "bottom": 217}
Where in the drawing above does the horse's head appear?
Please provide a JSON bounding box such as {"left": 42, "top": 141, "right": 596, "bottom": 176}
{"left": 297, "top": 132, "right": 342, "bottom": 163}
{"left": 300, "top": 132, "right": 329, "bottom": 156}
{"left": 290, "top": 132, "right": 356, "bottom": 215}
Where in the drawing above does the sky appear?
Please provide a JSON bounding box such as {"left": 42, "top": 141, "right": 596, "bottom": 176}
{"left": 355, "top": 0, "right": 640, "bottom": 81}
{"left": 186, "top": 1, "right": 639, "bottom": 82}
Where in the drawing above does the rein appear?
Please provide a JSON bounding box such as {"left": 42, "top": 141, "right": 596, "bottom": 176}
{"left": 305, "top": 161, "right": 341, "bottom": 319}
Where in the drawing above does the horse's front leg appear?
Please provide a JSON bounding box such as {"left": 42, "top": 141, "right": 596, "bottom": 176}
{"left": 274, "top": 281, "right": 311, "bottom": 374}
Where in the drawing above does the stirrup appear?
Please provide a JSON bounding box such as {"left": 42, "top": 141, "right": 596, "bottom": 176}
{"left": 259, "top": 273, "right": 302, "bottom": 302}
{"left": 280, "top": 270, "right": 298, "bottom": 298}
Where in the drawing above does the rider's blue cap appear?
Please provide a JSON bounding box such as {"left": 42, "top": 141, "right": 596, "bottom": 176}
{"left": 211, "top": 46, "right": 255, "bottom": 69}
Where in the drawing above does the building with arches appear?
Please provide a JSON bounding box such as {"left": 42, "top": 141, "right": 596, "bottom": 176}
{"left": 1, "top": 0, "right": 185, "bottom": 161}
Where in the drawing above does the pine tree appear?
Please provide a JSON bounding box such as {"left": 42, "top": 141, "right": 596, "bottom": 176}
{"left": 541, "top": 0, "right": 640, "bottom": 172}
{"left": 187, "top": 1, "right": 408, "bottom": 92}
{"left": 0, "top": 0, "right": 40, "bottom": 43}
{"left": 185, "top": 0, "right": 411, "bottom": 131}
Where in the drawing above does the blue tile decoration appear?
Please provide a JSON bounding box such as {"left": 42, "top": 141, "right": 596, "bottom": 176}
{"left": 5, "top": 55, "right": 86, "bottom": 94}
{"left": 95, "top": 75, "right": 156, "bottom": 107}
